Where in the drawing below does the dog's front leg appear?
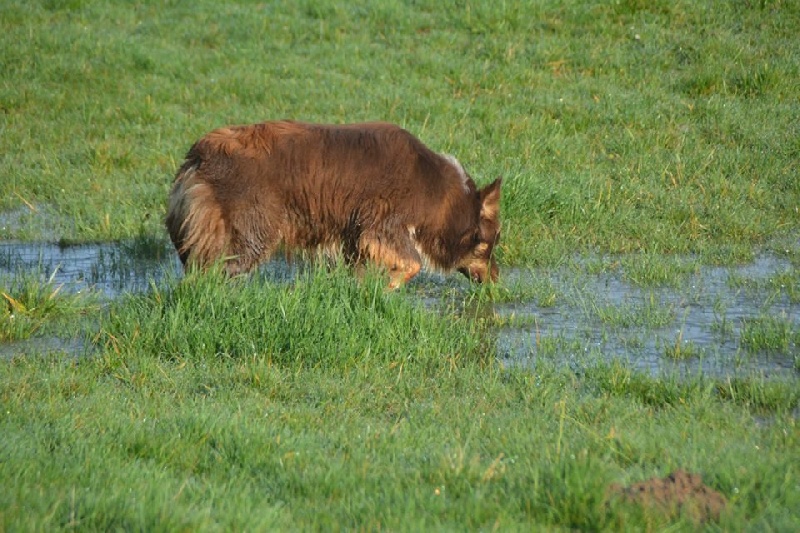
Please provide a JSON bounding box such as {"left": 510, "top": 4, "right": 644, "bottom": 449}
{"left": 358, "top": 228, "right": 422, "bottom": 289}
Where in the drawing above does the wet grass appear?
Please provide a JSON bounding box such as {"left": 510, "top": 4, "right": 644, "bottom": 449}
{"left": 1, "top": 0, "right": 799, "bottom": 263}
{"left": 740, "top": 313, "right": 800, "bottom": 354}
{"left": 469, "top": 274, "right": 560, "bottom": 307}
{"left": 0, "top": 270, "right": 99, "bottom": 342}
{"left": 2, "top": 247, "right": 797, "bottom": 529}
{"left": 2, "top": 268, "right": 799, "bottom": 530}
{"left": 620, "top": 254, "right": 700, "bottom": 288}
{"left": 716, "top": 376, "right": 800, "bottom": 414}
{"left": 661, "top": 336, "right": 701, "bottom": 361}
{"left": 729, "top": 268, "right": 800, "bottom": 304}
{"left": 592, "top": 296, "right": 676, "bottom": 329}
{"left": 578, "top": 253, "right": 701, "bottom": 288}
{"left": 2, "top": 0, "right": 800, "bottom": 529}
{"left": 99, "top": 264, "right": 489, "bottom": 368}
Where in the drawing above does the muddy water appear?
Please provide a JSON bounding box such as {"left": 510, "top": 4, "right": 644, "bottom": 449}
{"left": 1, "top": 241, "right": 797, "bottom": 379}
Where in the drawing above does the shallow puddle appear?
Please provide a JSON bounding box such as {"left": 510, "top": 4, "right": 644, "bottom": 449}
{"left": 0, "top": 336, "right": 88, "bottom": 360}
{"left": 1, "top": 240, "right": 797, "bottom": 379}
{"left": 496, "top": 256, "right": 799, "bottom": 380}
{"left": 0, "top": 239, "right": 181, "bottom": 297}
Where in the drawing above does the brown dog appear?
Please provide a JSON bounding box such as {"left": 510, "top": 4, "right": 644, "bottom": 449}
{"left": 166, "top": 121, "right": 501, "bottom": 288}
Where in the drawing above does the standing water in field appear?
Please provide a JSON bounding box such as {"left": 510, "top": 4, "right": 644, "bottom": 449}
{"left": 0, "top": 240, "right": 311, "bottom": 296}
{"left": 0, "top": 240, "right": 797, "bottom": 379}
{"left": 494, "top": 256, "right": 799, "bottom": 380}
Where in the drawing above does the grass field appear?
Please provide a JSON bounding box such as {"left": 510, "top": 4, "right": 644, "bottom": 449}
{"left": 2, "top": 0, "right": 799, "bottom": 530}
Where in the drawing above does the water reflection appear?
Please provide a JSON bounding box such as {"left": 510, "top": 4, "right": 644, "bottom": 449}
{"left": 0, "top": 239, "right": 180, "bottom": 297}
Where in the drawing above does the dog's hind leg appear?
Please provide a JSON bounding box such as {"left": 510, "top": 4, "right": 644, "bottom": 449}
{"left": 224, "top": 225, "right": 281, "bottom": 277}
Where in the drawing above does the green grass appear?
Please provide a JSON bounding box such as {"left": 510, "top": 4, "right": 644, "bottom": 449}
{"left": 620, "top": 254, "right": 700, "bottom": 287}
{"left": 3, "top": 269, "right": 799, "bottom": 530}
{"left": 662, "top": 336, "right": 701, "bottom": 361}
{"left": 740, "top": 313, "right": 800, "bottom": 354}
{"left": 99, "top": 264, "right": 490, "bottom": 368}
{"left": 2, "top": 0, "right": 800, "bottom": 530}
{"left": 729, "top": 267, "right": 800, "bottom": 304}
{"left": 1, "top": 0, "right": 799, "bottom": 262}
{"left": 466, "top": 272, "right": 560, "bottom": 307}
{"left": 1, "top": 270, "right": 99, "bottom": 342}
{"left": 591, "top": 296, "right": 676, "bottom": 329}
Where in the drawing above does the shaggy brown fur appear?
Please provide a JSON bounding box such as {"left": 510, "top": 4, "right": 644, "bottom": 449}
{"left": 166, "top": 120, "right": 502, "bottom": 287}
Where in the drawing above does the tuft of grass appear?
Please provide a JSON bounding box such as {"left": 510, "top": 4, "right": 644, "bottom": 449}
{"left": 739, "top": 313, "right": 800, "bottom": 354}
{"left": 586, "top": 360, "right": 798, "bottom": 416}
{"left": 590, "top": 295, "right": 675, "bottom": 329}
{"left": 1, "top": 270, "right": 99, "bottom": 342}
{"left": 662, "top": 336, "right": 701, "bottom": 361}
{"left": 710, "top": 299, "right": 736, "bottom": 340}
{"left": 468, "top": 273, "right": 559, "bottom": 307}
{"left": 620, "top": 254, "right": 699, "bottom": 287}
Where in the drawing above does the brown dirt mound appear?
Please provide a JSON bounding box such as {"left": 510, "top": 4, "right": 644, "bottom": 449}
{"left": 609, "top": 469, "right": 727, "bottom": 523}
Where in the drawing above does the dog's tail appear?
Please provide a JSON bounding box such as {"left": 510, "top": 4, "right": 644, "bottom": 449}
{"left": 165, "top": 158, "right": 228, "bottom": 269}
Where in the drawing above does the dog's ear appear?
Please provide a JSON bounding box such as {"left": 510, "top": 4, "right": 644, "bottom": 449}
{"left": 479, "top": 178, "right": 502, "bottom": 220}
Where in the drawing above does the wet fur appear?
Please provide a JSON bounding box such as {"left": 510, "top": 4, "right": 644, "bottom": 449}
{"left": 166, "top": 121, "right": 501, "bottom": 286}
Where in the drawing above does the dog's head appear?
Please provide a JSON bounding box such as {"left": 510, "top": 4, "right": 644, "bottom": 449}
{"left": 456, "top": 178, "right": 502, "bottom": 283}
